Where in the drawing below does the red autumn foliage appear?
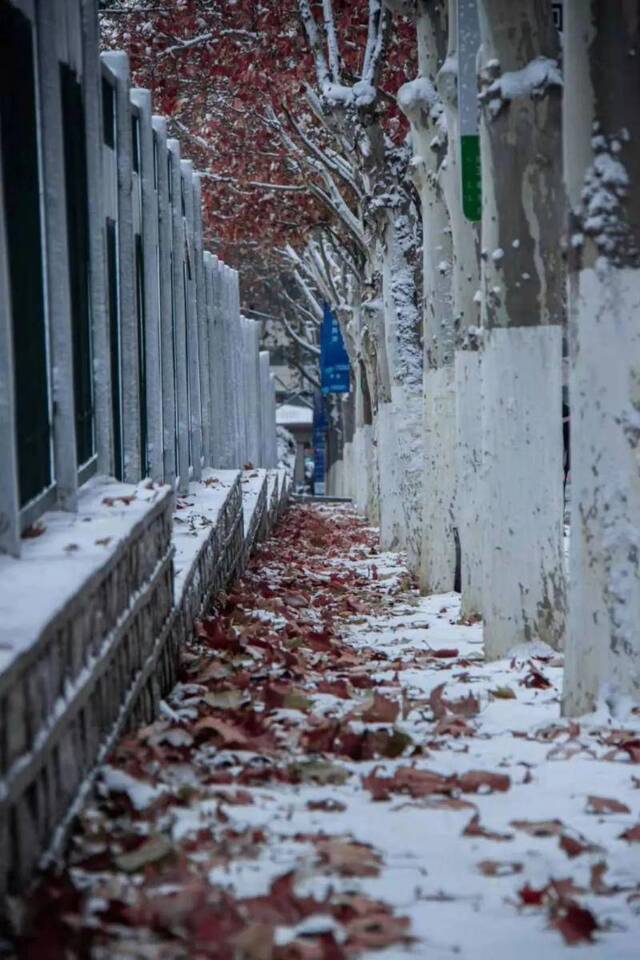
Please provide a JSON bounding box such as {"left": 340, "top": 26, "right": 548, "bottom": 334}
{"left": 100, "top": 1, "right": 417, "bottom": 305}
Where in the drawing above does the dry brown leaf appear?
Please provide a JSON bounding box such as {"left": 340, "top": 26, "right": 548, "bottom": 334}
{"left": 586, "top": 795, "right": 631, "bottom": 815}
{"left": 463, "top": 814, "right": 513, "bottom": 841}
{"left": 559, "top": 833, "right": 601, "bottom": 858}
{"left": 316, "top": 838, "right": 381, "bottom": 877}
{"left": 619, "top": 823, "right": 640, "bottom": 842}
{"left": 233, "top": 923, "right": 274, "bottom": 960}
{"left": 114, "top": 834, "right": 173, "bottom": 872}
{"left": 511, "top": 818, "right": 564, "bottom": 837}
{"left": 490, "top": 686, "right": 516, "bottom": 700}
{"left": 477, "top": 859, "right": 522, "bottom": 877}
{"left": 458, "top": 770, "right": 510, "bottom": 794}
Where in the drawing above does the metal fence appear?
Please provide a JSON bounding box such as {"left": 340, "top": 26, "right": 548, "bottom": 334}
{"left": 0, "top": 0, "right": 277, "bottom": 559}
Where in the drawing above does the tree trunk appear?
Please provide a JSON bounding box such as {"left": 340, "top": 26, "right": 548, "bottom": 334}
{"left": 478, "top": 0, "right": 566, "bottom": 657}
{"left": 399, "top": 0, "right": 457, "bottom": 591}
{"left": 382, "top": 210, "right": 424, "bottom": 570}
{"left": 562, "top": 0, "right": 640, "bottom": 715}
{"left": 442, "top": 0, "right": 483, "bottom": 615}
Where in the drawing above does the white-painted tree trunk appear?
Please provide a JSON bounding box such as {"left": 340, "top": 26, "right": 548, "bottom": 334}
{"left": 478, "top": 0, "right": 566, "bottom": 658}
{"left": 439, "top": 0, "right": 483, "bottom": 615}
{"left": 482, "top": 325, "right": 565, "bottom": 651}
{"left": 376, "top": 400, "right": 405, "bottom": 549}
{"left": 455, "top": 349, "right": 483, "bottom": 611}
{"left": 398, "top": 0, "right": 457, "bottom": 589}
{"left": 422, "top": 365, "right": 457, "bottom": 591}
{"left": 381, "top": 212, "right": 423, "bottom": 568}
{"left": 562, "top": 1, "right": 640, "bottom": 716}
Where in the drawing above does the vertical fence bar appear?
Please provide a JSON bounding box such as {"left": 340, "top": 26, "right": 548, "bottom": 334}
{"left": 259, "top": 350, "right": 271, "bottom": 468}
{"left": 152, "top": 116, "right": 176, "bottom": 486}
{"left": 101, "top": 51, "right": 141, "bottom": 482}
{"left": 168, "top": 138, "right": 189, "bottom": 494}
{"left": 180, "top": 160, "right": 202, "bottom": 479}
{"left": 0, "top": 134, "right": 21, "bottom": 557}
{"left": 36, "top": 0, "right": 79, "bottom": 510}
{"left": 193, "top": 174, "right": 211, "bottom": 466}
{"left": 131, "top": 89, "right": 163, "bottom": 482}
{"left": 81, "top": 0, "right": 114, "bottom": 476}
{"left": 204, "top": 253, "right": 221, "bottom": 465}
{"left": 249, "top": 320, "right": 262, "bottom": 466}
{"left": 216, "top": 260, "right": 233, "bottom": 468}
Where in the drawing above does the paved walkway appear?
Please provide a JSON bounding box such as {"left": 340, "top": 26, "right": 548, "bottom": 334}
{"left": 15, "top": 506, "right": 640, "bottom": 958}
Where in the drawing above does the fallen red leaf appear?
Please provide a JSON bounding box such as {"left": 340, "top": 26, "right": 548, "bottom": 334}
{"left": 550, "top": 899, "right": 599, "bottom": 944}
{"left": 586, "top": 795, "right": 631, "bottom": 815}
{"left": 521, "top": 665, "right": 552, "bottom": 689}
{"left": 360, "top": 692, "right": 400, "bottom": 724}
{"left": 362, "top": 765, "right": 457, "bottom": 801}
{"left": 559, "top": 833, "right": 600, "bottom": 858}
{"left": 463, "top": 815, "right": 513, "bottom": 841}
{"left": 518, "top": 882, "right": 547, "bottom": 905}
{"left": 619, "top": 823, "right": 640, "bottom": 842}
{"left": 458, "top": 770, "right": 510, "bottom": 794}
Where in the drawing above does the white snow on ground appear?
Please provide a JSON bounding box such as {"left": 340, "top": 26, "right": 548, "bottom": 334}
{"left": 168, "top": 577, "right": 640, "bottom": 958}
{"left": 172, "top": 468, "right": 240, "bottom": 602}
{"left": 26, "top": 505, "right": 640, "bottom": 958}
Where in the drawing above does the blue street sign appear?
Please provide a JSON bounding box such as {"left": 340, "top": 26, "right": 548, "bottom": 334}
{"left": 320, "top": 303, "right": 350, "bottom": 395}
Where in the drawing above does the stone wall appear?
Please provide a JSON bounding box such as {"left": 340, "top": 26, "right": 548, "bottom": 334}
{"left": 0, "top": 488, "right": 174, "bottom": 897}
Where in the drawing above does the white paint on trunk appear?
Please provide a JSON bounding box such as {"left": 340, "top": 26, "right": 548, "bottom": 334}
{"left": 563, "top": 264, "right": 640, "bottom": 716}
{"left": 420, "top": 364, "right": 457, "bottom": 593}
{"left": 482, "top": 325, "right": 566, "bottom": 658}
{"left": 455, "top": 349, "right": 483, "bottom": 615}
{"left": 392, "top": 383, "right": 424, "bottom": 572}
{"left": 352, "top": 424, "right": 378, "bottom": 520}
{"left": 376, "top": 402, "right": 405, "bottom": 550}
{"left": 342, "top": 441, "right": 353, "bottom": 500}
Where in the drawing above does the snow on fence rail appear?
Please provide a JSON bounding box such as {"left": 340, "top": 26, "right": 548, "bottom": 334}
{"left": 0, "top": 0, "right": 285, "bottom": 900}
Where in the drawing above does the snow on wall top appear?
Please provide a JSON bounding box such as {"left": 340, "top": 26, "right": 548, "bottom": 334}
{"left": 172, "top": 469, "right": 241, "bottom": 604}
{"left": 0, "top": 476, "right": 173, "bottom": 676}
{"left": 276, "top": 404, "right": 313, "bottom": 427}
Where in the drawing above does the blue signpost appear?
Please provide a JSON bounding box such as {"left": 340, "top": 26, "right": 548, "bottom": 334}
{"left": 315, "top": 305, "right": 350, "bottom": 493}
{"left": 320, "top": 303, "right": 350, "bottom": 395}
{"left": 312, "top": 389, "right": 327, "bottom": 495}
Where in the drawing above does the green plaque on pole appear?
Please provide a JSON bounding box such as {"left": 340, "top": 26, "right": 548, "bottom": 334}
{"left": 460, "top": 134, "right": 481, "bottom": 222}
{"left": 458, "top": 0, "right": 481, "bottom": 222}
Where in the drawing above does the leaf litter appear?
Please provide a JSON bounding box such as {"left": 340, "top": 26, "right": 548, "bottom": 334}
{"left": 13, "top": 505, "right": 640, "bottom": 959}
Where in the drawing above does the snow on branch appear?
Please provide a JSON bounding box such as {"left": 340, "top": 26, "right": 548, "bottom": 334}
{"left": 280, "top": 311, "right": 321, "bottom": 356}
{"left": 158, "top": 28, "right": 259, "bottom": 59}
{"left": 322, "top": 0, "right": 341, "bottom": 83}
{"left": 480, "top": 57, "right": 562, "bottom": 119}
{"left": 298, "top": 0, "right": 332, "bottom": 90}
{"left": 362, "top": 0, "right": 388, "bottom": 86}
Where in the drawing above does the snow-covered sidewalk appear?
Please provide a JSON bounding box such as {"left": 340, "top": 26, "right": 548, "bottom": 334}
{"left": 16, "top": 506, "right": 640, "bottom": 958}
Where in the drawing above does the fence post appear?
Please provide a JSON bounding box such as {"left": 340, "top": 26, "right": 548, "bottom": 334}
{"left": 218, "top": 261, "right": 234, "bottom": 468}
{"left": 152, "top": 116, "right": 176, "bottom": 487}
{"left": 193, "top": 174, "right": 211, "bottom": 466}
{"left": 248, "top": 320, "right": 262, "bottom": 466}
{"left": 81, "top": 0, "right": 114, "bottom": 477}
{"left": 204, "top": 253, "right": 220, "bottom": 465}
{"left": 37, "top": 0, "right": 79, "bottom": 510}
{"left": 269, "top": 373, "right": 278, "bottom": 468}
{"left": 101, "top": 51, "right": 141, "bottom": 483}
{"left": 180, "top": 160, "right": 202, "bottom": 480}
{"left": 0, "top": 135, "right": 20, "bottom": 557}
{"left": 167, "top": 138, "right": 190, "bottom": 494}
{"left": 224, "top": 266, "right": 240, "bottom": 468}
{"left": 259, "top": 351, "right": 271, "bottom": 468}
{"left": 131, "top": 88, "right": 163, "bottom": 482}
